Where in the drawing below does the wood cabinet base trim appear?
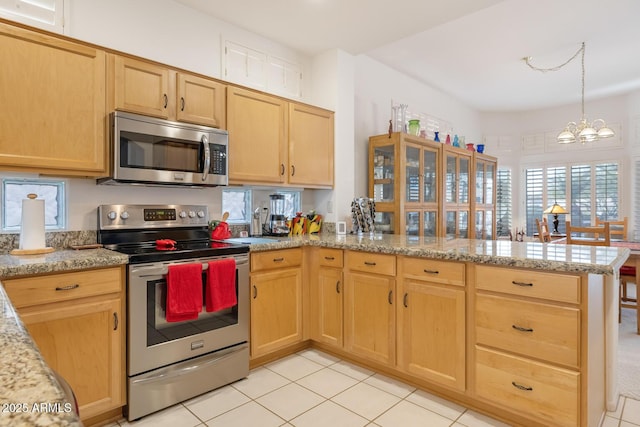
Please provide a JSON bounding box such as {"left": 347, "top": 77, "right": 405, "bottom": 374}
{"left": 79, "top": 406, "right": 123, "bottom": 427}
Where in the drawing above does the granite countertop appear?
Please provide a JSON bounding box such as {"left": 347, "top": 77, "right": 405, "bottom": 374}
{"left": 0, "top": 284, "right": 82, "bottom": 426}
{"left": 0, "top": 247, "right": 127, "bottom": 426}
{"left": 245, "top": 233, "right": 631, "bottom": 275}
{"left": 0, "top": 235, "right": 629, "bottom": 426}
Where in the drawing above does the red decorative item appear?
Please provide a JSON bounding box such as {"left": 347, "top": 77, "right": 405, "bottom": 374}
{"left": 211, "top": 212, "right": 232, "bottom": 240}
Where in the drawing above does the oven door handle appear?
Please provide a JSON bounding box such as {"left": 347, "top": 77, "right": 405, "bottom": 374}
{"left": 130, "top": 343, "right": 248, "bottom": 386}
{"left": 131, "top": 257, "right": 248, "bottom": 278}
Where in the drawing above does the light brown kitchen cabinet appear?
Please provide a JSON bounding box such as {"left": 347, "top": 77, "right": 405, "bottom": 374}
{"left": 397, "top": 257, "right": 466, "bottom": 391}
{"left": 472, "top": 264, "right": 585, "bottom": 427}
{"left": 250, "top": 248, "right": 303, "bottom": 358}
{"left": 288, "top": 103, "right": 334, "bottom": 188}
{"left": 344, "top": 251, "right": 396, "bottom": 366}
{"left": 110, "top": 55, "right": 226, "bottom": 128}
{"left": 3, "top": 267, "right": 125, "bottom": 423}
{"left": 0, "top": 22, "right": 107, "bottom": 176}
{"left": 227, "top": 86, "right": 288, "bottom": 185}
{"left": 369, "top": 133, "right": 441, "bottom": 236}
{"left": 309, "top": 248, "right": 344, "bottom": 349}
{"left": 227, "top": 86, "right": 334, "bottom": 188}
{"left": 442, "top": 144, "right": 473, "bottom": 239}
{"left": 472, "top": 153, "right": 497, "bottom": 240}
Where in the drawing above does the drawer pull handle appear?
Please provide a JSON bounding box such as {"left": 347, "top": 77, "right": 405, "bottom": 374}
{"left": 364, "top": 261, "right": 377, "bottom": 266}
{"left": 403, "top": 292, "right": 408, "bottom": 308}
{"left": 511, "top": 281, "right": 533, "bottom": 287}
{"left": 336, "top": 280, "right": 341, "bottom": 294}
{"left": 388, "top": 290, "right": 393, "bottom": 305}
{"left": 113, "top": 312, "right": 119, "bottom": 331}
{"left": 55, "top": 284, "right": 79, "bottom": 291}
{"left": 511, "top": 381, "right": 533, "bottom": 391}
{"left": 273, "top": 257, "right": 284, "bottom": 262}
{"left": 252, "top": 285, "right": 258, "bottom": 299}
{"left": 423, "top": 269, "right": 439, "bottom": 274}
{"left": 512, "top": 325, "right": 534, "bottom": 333}
{"left": 324, "top": 256, "right": 335, "bottom": 261}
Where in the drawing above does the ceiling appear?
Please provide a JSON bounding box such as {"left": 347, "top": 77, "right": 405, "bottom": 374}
{"left": 174, "top": 0, "right": 640, "bottom": 112}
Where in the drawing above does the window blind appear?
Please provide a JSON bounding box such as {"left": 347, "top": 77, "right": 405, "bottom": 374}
{"left": 496, "top": 168, "right": 512, "bottom": 237}
{"left": 525, "top": 168, "right": 543, "bottom": 235}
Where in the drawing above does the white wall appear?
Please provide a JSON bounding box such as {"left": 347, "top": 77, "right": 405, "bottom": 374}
{"left": 353, "top": 55, "right": 483, "bottom": 198}
{"left": 481, "top": 93, "right": 638, "bottom": 235}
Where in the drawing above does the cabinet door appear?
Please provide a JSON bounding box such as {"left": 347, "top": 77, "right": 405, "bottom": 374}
{"left": 344, "top": 271, "right": 395, "bottom": 365}
{"left": 20, "top": 298, "right": 124, "bottom": 421}
{"left": 0, "top": 23, "right": 107, "bottom": 175}
{"left": 227, "top": 86, "right": 287, "bottom": 184}
{"left": 112, "top": 55, "right": 170, "bottom": 119}
{"left": 398, "top": 280, "right": 465, "bottom": 390}
{"left": 315, "top": 267, "right": 343, "bottom": 348}
{"left": 176, "top": 73, "right": 226, "bottom": 128}
{"left": 288, "top": 103, "right": 334, "bottom": 188}
{"left": 250, "top": 267, "right": 303, "bottom": 358}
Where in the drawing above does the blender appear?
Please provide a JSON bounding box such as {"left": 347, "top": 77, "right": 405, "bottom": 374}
{"left": 265, "top": 193, "right": 289, "bottom": 236}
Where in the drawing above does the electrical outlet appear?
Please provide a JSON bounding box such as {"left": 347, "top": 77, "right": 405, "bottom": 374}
{"left": 327, "top": 200, "right": 333, "bottom": 213}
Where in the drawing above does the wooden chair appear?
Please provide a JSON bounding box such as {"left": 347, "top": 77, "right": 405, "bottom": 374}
{"left": 535, "top": 218, "right": 551, "bottom": 242}
{"left": 619, "top": 265, "right": 640, "bottom": 334}
{"left": 595, "top": 217, "right": 628, "bottom": 241}
{"left": 565, "top": 220, "right": 610, "bottom": 246}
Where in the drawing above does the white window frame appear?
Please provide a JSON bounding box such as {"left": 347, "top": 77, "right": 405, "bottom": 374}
{"left": 221, "top": 188, "right": 252, "bottom": 224}
{"left": 2, "top": 178, "right": 66, "bottom": 231}
{"left": 496, "top": 168, "right": 512, "bottom": 237}
{"left": 0, "top": 0, "right": 64, "bottom": 33}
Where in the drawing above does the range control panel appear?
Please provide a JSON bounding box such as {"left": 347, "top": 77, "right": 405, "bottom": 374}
{"left": 98, "top": 204, "right": 208, "bottom": 230}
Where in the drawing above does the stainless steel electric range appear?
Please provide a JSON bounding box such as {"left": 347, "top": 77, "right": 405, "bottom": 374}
{"left": 97, "top": 204, "right": 249, "bottom": 421}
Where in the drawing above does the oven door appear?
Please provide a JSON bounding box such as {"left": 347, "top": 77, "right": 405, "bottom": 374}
{"left": 127, "top": 253, "right": 248, "bottom": 376}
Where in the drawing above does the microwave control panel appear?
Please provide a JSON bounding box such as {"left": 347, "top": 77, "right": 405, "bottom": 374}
{"left": 209, "top": 144, "right": 227, "bottom": 175}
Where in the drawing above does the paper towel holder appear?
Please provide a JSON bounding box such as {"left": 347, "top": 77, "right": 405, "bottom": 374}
{"left": 10, "top": 193, "right": 55, "bottom": 256}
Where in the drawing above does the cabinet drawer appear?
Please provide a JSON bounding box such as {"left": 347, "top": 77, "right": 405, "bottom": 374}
{"left": 3, "top": 267, "right": 122, "bottom": 308}
{"left": 251, "top": 248, "right": 302, "bottom": 272}
{"left": 401, "top": 257, "right": 464, "bottom": 286}
{"left": 318, "top": 248, "right": 343, "bottom": 268}
{"left": 476, "top": 294, "right": 580, "bottom": 368}
{"left": 475, "top": 265, "right": 580, "bottom": 304}
{"left": 345, "top": 251, "right": 395, "bottom": 276}
{"left": 475, "top": 347, "right": 579, "bottom": 427}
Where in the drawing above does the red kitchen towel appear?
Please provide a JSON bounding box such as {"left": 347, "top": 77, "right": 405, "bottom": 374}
{"left": 166, "top": 263, "right": 203, "bottom": 322}
{"left": 206, "top": 259, "right": 237, "bottom": 312}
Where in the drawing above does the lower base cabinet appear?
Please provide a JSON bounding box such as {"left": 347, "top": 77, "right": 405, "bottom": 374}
{"left": 3, "top": 267, "right": 125, "bottom": 423}
{"left": 250, "top": 249, "right": 303, "bottom": 359}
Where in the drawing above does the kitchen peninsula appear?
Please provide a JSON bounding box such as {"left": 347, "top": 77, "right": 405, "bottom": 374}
{"left": 0, "top": 235, "right": 629, "bottom": 427}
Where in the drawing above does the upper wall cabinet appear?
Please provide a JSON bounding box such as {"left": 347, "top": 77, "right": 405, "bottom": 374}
{"left": 288, "top": 103, "right": 334, "bottom": 188}
{"left": 0, "top": 22, "right": 107, "bottom": 175}
{"left": 109, "top": 55, "right": 226, "bottom": 128}
{"left": 227, "top": 86, "right": 334, "bottom": 189}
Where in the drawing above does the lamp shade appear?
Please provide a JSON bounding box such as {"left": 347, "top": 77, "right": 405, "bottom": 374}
{"left": 543, "top": 203, "right": 568, "bottom": 214}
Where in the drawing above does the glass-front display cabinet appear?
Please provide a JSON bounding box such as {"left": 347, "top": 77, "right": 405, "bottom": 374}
{"left": 472, "top": 153, "right": 497, "bottom": 240}
{"left": 369, "top": 133, "right": 441, "bottom": 236}
{"left": 442, "top": 144, "right": 472, "bottom": 239}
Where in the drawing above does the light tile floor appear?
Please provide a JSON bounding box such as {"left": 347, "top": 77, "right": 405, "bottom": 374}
{"left": 105, "top": 348, "right": 640, "bottom": 427}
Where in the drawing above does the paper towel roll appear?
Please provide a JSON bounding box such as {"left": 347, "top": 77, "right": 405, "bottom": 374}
{"left": 19, "top": 193, "right": 46, "bottom": 250}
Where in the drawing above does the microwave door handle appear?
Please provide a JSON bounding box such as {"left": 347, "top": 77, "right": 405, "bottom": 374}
{"left": 202, "top": 135, "right": 210, "bottom": 181}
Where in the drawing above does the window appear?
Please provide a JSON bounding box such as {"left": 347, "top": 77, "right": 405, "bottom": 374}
{"left": 221, "top": 189, "right": 251, "bottom": 224}
{"left": 0, "top": 0, "right": 64, "bottom": 33}
{"left": 496, "top": 168, "right": 512, "bottom": 237}
{"left": 2, "top": 178, "right": 66, "bottom": 230}
{"left": 525, "top": 162, "right": 619, "bottom": 234}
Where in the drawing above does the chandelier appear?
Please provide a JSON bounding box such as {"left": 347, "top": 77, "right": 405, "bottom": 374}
{"left": 524, "top": 42, "right": 615, "bottom": 144}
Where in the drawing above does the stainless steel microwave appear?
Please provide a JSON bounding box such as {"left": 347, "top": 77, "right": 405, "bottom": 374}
{"left": 98, "top": 112, "right": 228, "bottom": 187}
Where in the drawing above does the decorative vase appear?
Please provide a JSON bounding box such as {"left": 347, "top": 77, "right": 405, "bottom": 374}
{"left": 476, "top": 144, "right": 485, "bottom": 153}
{"left": 434, "top": 131, "right": 440, "bottom": 142}
{"left": 466, "top": 143, "right": 475, "bottom": 151}
{"left": 453, "top": 135, "right": 460, "bottom": 147}
{"left": 408, "top": 119, "right": 420, "bottom": 136}
{"left": 445, "top": 134, "right": 451, "bottom": 145}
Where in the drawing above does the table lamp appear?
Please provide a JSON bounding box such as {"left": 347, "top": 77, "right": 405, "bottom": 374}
{"left": 543, "top": 203, "right": 568, "bottom": 234}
